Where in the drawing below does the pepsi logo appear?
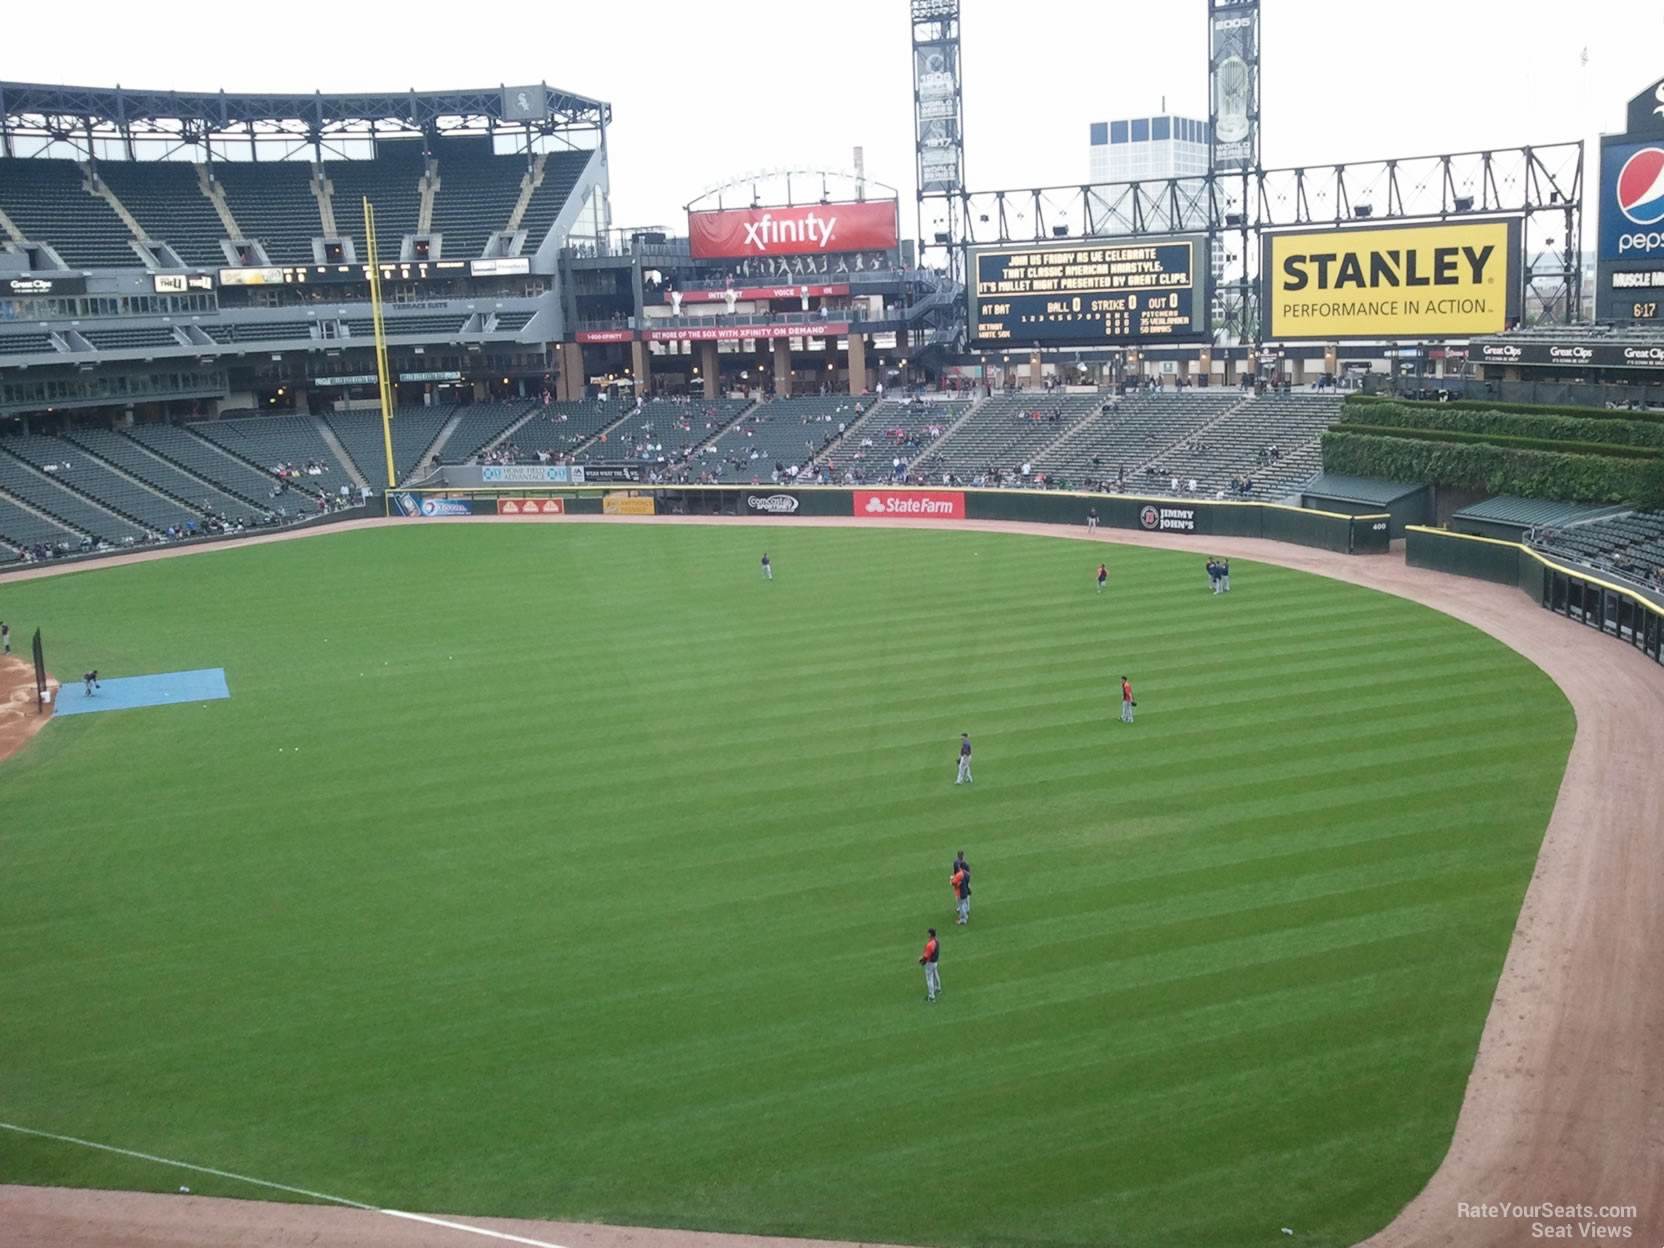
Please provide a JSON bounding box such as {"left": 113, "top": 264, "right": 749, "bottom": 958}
{"left": 1617, "top": 147, "right": 1664, "bottom": 227}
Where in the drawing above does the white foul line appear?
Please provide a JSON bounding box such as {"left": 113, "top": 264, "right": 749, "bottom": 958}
{"left": 380, "top": 1209, "right": 574, "bottom": 1247}
{"left": 0, "top": 1121, "right": 570, "bottom": 1248}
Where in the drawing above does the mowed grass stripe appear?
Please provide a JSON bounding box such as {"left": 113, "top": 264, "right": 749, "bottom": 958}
{"left": 0, "top": 524, "right": 1571, "bottom": 1248}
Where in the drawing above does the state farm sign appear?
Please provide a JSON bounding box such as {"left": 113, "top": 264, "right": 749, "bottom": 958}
{"left": 853, "top": 490, "right": 965, "bottom": 519}
{"left": 688, "top": 201, "right": 899, "bottom": 259}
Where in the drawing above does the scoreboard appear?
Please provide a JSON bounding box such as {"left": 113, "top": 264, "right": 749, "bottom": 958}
{"left": 969, "top": 236, "right": 1208, "bottom": 346}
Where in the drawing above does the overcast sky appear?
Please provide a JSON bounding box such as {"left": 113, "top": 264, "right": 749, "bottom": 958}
{"left": 9, "top": 0, "right": 1660, "bottom": 236}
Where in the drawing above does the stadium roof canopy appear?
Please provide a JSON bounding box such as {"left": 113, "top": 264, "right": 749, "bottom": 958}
{"left": 0, "top": 80, "right": 609, "bottom": 156}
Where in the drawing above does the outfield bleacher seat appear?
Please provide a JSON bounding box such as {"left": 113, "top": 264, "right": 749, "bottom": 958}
{"left": 94, "top": 161, "right": 228, "bottom": 268}
{"left": 214, "top": 162, "right": 320, "bottom": 263}
{"left": 342, "top": 314, "right": 464, "bottom": 340}
{"left": 1536, "top": 511, "right": 1664, "bottom": 587}
{"left": 506, "top": 400, "right": 641, "bottom": 461}
{"left": 0, "top": 491, "right": 83, "bottom": 555}
{"left": 443, "top": 400, "right": 536, "bottom": 462}
{"left": 1034, "top": 392, "right": 1243, "bottom": 489}
{"left": 917, "top": 393, "right": 1098, "bottom": 483}
{"left": 62, "top": 429, "right": 260, "bottom": 520}
{"left": 1145, "top": 393, "right": 1343, "bottom": 499}
{"left": 328, "top": 144, "right": 425, "bottom": 262}
{"left": 0, "top": 437, "right": 159, "bottom": 539}
{"left": 83, "top": 326, "right": 181, "bottom": 352}
{"left": 0, "top": 333, "right": 58, "bottom": 357}
{"left": 230, "top": 321, "right": 318, "bottom": 344}
{"left": 584, "top": 397, "right": 753, "bottom": 469}
{"left": 517, "top": 151, "right": 591, "bottom": 253}
{"left": 0, "top": 158, "right": 136, "bottom": 268}
{"left": 189, "top": 414, "right": 355, "bottom": 483}
{"left": 698, "top": 396, "right": 871, "bottom": 481}
{"left": 325, "top": 406, "right": 454, "bottom": 483}
{"left": 429, "top": 137, "right": 526, "bottom": 259}
{"left": 124, "top": 423, "right": 283, "bottom": 506}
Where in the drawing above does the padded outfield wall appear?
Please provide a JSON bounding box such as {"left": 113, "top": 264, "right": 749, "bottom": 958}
{"left": 391, "top": 483, "right": 1394, "bottom": 555}
{"left": 1407, "top": 525, "right": 1664, "bottom": 665}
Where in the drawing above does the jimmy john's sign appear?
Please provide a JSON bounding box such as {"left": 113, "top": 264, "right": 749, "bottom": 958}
{"left": 1263, "top": 218, "right": 1521, "bottom": 341}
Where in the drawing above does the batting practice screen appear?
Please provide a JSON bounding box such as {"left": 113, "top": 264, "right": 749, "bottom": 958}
{"left": 969, "top": 236, "right": 1209, "bottom": 346}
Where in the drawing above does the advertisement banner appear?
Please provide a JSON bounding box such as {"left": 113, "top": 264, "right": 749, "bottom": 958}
{"left": 392, "top": 493, "right": 473, "bottom": 517}
{"left": 581, "top": 464, "right": 644, "bottom": 483}
{"left": 602, "top": 493, "right": 656, "bottom": 515}
{"left": 744, "top": 492, "right": 801, "bottom": 515}
{"left": 496, "top": 498, "right": 566, "bottom": 515}
{"left": 575, "top": 328, "right": 635, "bottom": 343}
{"left": 1137, "top": 503, "right": 1198, "bottom": 533}
{"left": 5, "top": 274, "right": 88, "bottom": 296}
{"left": 1598, "top": 139, "right": 1664, "bottom": 264}
{"left": 1209, "top": 0, "right": 1258, "bottom": 171}
{"left": 687, "top": 201, "right": 899, "bottom": 259}
{"left": 482, "top": 465, "right": 574, "bottom": 485}
{"left": 853, "top": 489, "right": 965, "bottom": 520}
{"left": 1472, "top": 338, "right": 1664, "bottom": 369}
{"left": 670, "top": 284, "right": 850, "bottom": 304}
{"left": 1263, "top": 218, "right": 1520, "bottom": 340}
{"left": 643, "top": 322, "right": 848, "bottom": 343}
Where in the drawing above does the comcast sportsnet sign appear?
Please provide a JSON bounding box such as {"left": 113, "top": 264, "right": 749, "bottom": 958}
{"left": 688, "top": 201, "right": 899, "bottom": 259}
{"left": 853, "top": 490, "right": 965, "bottom": 520}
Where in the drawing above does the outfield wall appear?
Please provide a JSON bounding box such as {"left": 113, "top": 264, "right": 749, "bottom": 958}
{"left": 388, "top": 485, "right": 1393, "bottom": 555}
{"left": 1407, "top": 526, "right": 1664, "bottom": 665}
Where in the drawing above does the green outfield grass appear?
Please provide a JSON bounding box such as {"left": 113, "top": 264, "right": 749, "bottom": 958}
{"left": 0, "top": 524, "right": 1572, "bottom": 1247}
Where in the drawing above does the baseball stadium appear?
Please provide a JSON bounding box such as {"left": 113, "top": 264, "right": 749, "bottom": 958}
{"left": 1, "top": 5, "right": 1662, "bottom": 1248}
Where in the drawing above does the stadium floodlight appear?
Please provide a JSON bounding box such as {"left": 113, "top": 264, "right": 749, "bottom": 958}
{"left": 1452, "top": 195, "right": 1475, "bottom": 212}
{"left": 1051, "top": 225, "right": 1069, "bottom": 237}
{"left": 1224, "top": 212, "right": 1245, "bottom": 227}
{"left": 1354, "top": 204, "right": 1374, "bottom": 218}
{"left": 911, "top": 0, "right": 957, "bottom": 18}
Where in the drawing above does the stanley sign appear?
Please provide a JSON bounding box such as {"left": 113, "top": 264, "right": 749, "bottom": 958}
{"left": 1264, "top": 218, "right": 1520, "bottom": 341}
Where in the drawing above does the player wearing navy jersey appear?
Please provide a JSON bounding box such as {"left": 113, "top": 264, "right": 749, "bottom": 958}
{"left": 955, "top": 733, "right": 973, "bottom": 784}
{"left": 761, "top": 552, "right": 772, "bottom": 581}
{"left": 1096, "top": 562, "right": 1107, "bottom": 593}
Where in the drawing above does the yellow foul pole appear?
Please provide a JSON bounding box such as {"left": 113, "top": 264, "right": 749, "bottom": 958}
{"left": 363, "top": 196, "right": 397, "bottom": 490}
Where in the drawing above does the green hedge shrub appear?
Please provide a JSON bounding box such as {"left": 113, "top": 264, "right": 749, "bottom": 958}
{"left": 1339, "top": 402, "right": 1664, "bottom": 450}
{"left": 1343, "top": 394, "right": 1664, "bottom": 425}
{"left": 1328, "top": 422, "right": 1664, "bottom": 461}
{"left": 1320, "top": 431, "right": 1664, "bottom": 507}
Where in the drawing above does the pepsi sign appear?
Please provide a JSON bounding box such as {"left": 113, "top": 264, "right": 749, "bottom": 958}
{"left": 1601, "top": 141, "right": 1664, "bottom": 261}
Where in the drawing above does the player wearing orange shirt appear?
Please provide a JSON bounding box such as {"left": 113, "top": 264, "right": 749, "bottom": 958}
{"left": 919, "top": 929, "right": 941, "bottom": 1002}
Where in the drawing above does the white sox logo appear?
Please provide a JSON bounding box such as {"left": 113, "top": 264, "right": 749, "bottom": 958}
{"left": 1139, "top": 505, "right": 1160, "bottom": 530}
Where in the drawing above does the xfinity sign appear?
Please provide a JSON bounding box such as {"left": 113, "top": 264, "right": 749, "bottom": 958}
{"left": 688, "top": 201, "right": 900, "bottom": 260}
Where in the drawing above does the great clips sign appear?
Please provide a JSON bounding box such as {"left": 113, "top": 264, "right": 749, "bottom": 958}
{"left": 688, "top": 201, "right": 899, "bottom": 259}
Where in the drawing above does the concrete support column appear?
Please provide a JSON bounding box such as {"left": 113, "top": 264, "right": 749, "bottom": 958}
{"left": 557, "top": 343, "right": 585, "bottom": 400}
{"left": 847, "top": 332, "right": 868, "bottom": 395}
{"left": 1198, "top": 348, "right": 1213, "bottom": 386}
{"left": 701, "top": 342, "right": 719, "bottom": 399}
{"left": 1029, "top": 350, "right": 1043, "bottom": 389}
{"left": 772, "top": 338, "right": 792, "bottom": 397}
{"left": 630, "top": 340, "right": 652, "bottom": 397}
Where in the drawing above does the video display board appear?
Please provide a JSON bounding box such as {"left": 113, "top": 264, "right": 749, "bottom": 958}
{"left": 968, "top": 236, "right": 1208, "bottom": 346}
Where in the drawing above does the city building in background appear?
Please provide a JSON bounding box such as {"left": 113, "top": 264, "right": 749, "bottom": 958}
{"left": 1088, "top": 114, "right": 1211, "bottom": 183}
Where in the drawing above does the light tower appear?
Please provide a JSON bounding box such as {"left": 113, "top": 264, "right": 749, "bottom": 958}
{"left": 911, "top": 0, "right": 966, "bottom": 282}
{"left": 1208, "top": 0, "right": 1261, "bottom": 356}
